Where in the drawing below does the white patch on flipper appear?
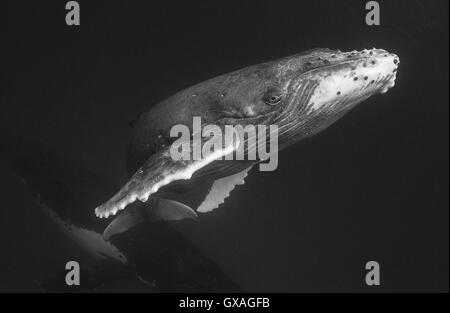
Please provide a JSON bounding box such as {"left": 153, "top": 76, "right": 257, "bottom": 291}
{"left": 41, "top": 200, "right": 127, "bottom": 264}
{"left": 95, "top": 136, "right": 241, "bottom": 218}
{"left": 136, "top": 143, "right": 237, "bottom": 203}
{"left": 197, "top": 165, "right": 253, "bottom": 213}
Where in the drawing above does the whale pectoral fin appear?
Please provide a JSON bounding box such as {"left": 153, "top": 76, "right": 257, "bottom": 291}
{"left": 197, "top": 165, "right": 254, "bottom": 213}
{"left": 95, "top": 136, "right": 240, "bottom": 219}
{"left": 103, "top": 198, "right": 198, "bottom": 240}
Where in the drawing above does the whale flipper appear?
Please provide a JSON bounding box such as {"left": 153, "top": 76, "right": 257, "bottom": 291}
{"left": 95, "top": 135, "right": 240, "bottom": 219}
{"left": 197, "top": 165, "right": 253, "bottom": 213}
{"left": 103, "top": 198, "right": 198, "bottom": 240}
{"left": 103, "top": 165, "right": 253, "bottom": 239}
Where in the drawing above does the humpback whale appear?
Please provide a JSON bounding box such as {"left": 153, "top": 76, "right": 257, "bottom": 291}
{"left": 95, "top": 48, "right": 399, "bottom": 239}
{"left": 1, "top": 47, "right": 399, "bottom": 291}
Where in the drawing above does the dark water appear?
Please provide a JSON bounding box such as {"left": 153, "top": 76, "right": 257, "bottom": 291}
{"left": 1, "top": 0, "right": 448, "bottom": 292}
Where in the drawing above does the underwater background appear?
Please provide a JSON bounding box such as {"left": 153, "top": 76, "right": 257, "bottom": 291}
{"left": 1, "top": 0, "right": 448, "bottom": 292}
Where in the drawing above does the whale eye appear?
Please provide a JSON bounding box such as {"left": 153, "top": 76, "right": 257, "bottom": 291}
{"left": 263, "top": 87, "right": 284, "bottom": 105}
